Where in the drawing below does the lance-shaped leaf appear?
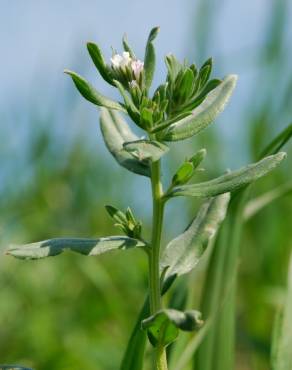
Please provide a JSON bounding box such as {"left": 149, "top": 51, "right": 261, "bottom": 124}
{"left": 114, "top": 80, "right": 141, "bottom": 124}
{"left": 87, "top": 42, "right": 115, "bottom": 85}
{"left": 64, "top": 70, "right": 125, "bottom": 111}
{"left": 161, "top": 193, "right": 230, "bottom": 287}
{"left": 144, "top": 27, "right": 160, "bottom": 90}
{"left": 142, "top": 309, "right": 203, "bottom": 347}
{"left": 122, "top": 33, "right": 136, "bottom": 58}
{"left": 260, "top": 122, "right": 292, "bottom": 158}
{"left": 6, "top": 236, "right": 146, "bottom": 260}
{"left": 120, "top": 298, "right": 149, "bottom": 370}
{"left": 271, "top": 254, "right": 292, "bottom": 370}
{"left": 123, "top": 140, "right": 169, "bottom": 162}
{"left": 167, "top": 152, "right": 286, "bottom": 198}
{"left": 159, "top": 74, "right": 237, "bottom": 141}
{"left": 100, "top": 108, "right": 150, "bottom": 177}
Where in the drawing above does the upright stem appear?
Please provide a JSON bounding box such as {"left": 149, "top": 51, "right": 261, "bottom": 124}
{"left": 149, "top": 159, "right": 168, "bottom": 370}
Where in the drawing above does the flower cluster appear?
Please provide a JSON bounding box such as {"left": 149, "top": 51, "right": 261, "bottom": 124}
{"left": 111, "top": 52, "right": 144, "bottom": 89}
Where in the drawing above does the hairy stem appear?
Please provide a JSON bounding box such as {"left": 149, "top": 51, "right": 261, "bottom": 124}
{"left": 149, "top": 159, "right": 168, "bottom": 370}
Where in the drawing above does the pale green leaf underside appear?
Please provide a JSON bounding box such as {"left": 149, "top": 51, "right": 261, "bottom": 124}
{"left": 161, "top": 193, "right": 230, "bottom": 282}
{"left": 64, "top": 70, "right": 125, "bottom": 111}
{"left": 123, "top": 140, "right": 169, "bottom": 162}
{"left": 272, "top": 254, "right": 292, "bottom": 370}
{"left": 6, "top": 236, "right": 146, "bottom": 260}
{"left": 100, "top": 108, "right": 151, "bottom": 177}
{"left": 169, "top": 153, "right": 286, "bottom": 198}
{"left": 142, "top": 309, "right": 203, "bottom": 347}
{"left": 160, "top": 74, "right": 237, "bottom": 141}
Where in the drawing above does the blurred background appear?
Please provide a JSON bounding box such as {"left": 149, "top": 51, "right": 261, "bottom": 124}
{"left": 0, "top": 0, "right": 291, "bottom": 369}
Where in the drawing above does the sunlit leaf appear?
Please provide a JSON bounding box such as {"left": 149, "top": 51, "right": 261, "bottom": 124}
{"left": 6, "top": 236, "right": 146, "bottom": 260}
{"left": 159, "top": 75, "right": 237, "bottom": 141}
{"left": 123, "top": 140, "right": 169, "bottom": 162}
{"left": 167, "top": 153, "right": 286, "bottom": 198}
{"left": 161, "top": 193, "right": 230, "bottom": 287}
{"left": 144, "top": 27, "right": 160, "bottom": 90}
{"left": 87, "top": 42, "right": 115, "bottom": 85}
{"left": 100, "top": 108, "right": 150, "bottom": 177}
{"left": 64, "top": 70, "right": 125, "bottom": 111}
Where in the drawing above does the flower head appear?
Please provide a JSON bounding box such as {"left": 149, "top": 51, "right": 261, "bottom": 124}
{"left": 111, "top": 52, "right": 132, "bottom": 70}
{"left": 131, "top": 60, "right": 144, "bottom": 79}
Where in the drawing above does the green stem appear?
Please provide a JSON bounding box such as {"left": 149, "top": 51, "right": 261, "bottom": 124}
{"left": 149, "top": 159, "right": 168, "bottom": 370}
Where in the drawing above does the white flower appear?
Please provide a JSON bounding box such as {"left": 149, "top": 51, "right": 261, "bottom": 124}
{"left": 131, "top": 59, "right": 144, "bottom": 79}
{"left": 111, "top": 52, "right": 132, "bottom": 69}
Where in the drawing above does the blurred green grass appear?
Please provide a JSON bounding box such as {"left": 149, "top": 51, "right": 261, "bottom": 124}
{"left": 1, "top": 1, "right": 292, "bottom": 369}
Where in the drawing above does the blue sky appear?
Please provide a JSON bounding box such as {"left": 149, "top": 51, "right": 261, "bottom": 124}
{"left": 0, "top": 0, "right": 291, "bottom": 171}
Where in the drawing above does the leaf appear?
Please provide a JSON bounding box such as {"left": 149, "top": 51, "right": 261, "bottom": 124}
{"left": 122, "top": 33, "right": 136, "bottom": 58}
{"left": 142, "top": 309, "right": 203, "bottom": 347}
{"left": 120, "top": 298, "right": 149, "bottom": 370}
{"left": 165, "top": 54, "right": 182, "bottom": 83}
{"left": 64, "top": 70, "right": 125, "bottom": 111}
{"left": 159, "top": 75, "right": 237, "bottom": 141}
{"left": 105, "top": 205, "right": 128, "bottom": 224}
{"left": 87, "top": 42, "right": 114, "bottom": 85}
{"left": 161, "top": 193, "right": 230, "bottom": 285}
{"left": 198, "top": 58, "right": 213, "bottom": 85}
{"left": 167, "top": 153, "right": 286, "bottom": 198}
{"left": 114, "top": 80, "right": 141, "bottom": 124}
{"left": 178, "top": 68, "right": 195, "bottom": 101}
{"left": 189, "top": 148, "right": 207, "bottom": 169}
{"left": 260, "top": 122, "right": 292, "bottom": 158}
{"left": 6, "top": 236, "right": 146, "bottom": 260}
{"left": 144, "top": 27, "right": 160, "bottom": 90}
{"left": 123, "top": 140, "right": 169, "bottom": 162}
{"left": 271, "top": 254, "right": 292, "bottom": 370}
{"left": 100, "top": 108, "right": 150, "bottom": 177}
{"left": 172, "top": 162, "right": 194, "bottom": 186}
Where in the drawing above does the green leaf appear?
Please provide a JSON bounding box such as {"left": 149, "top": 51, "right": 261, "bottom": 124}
{"left": 144, "top": 27, "right": 160, "bottom": 90}
{"left": 198, "top": 58, "right": 213, "bottom": 87}
{"left": 122, "top": 33, "right": 136, "bottom": 58}
{"left": 114, "top": 80, "right": 141, "bottom": 124}
{"left": 6, "top": 236, "right": 146, "bottom": 260}
{"left": 123, "top": 140, "right": 169, "bottom": 162}
{"left": 64, "top": 70, "right": 125, "bottom": 111}
{"left": 159, "top": 74, "right": 237, "bottom": 141}
{"left": 142, "top": 309, "right": 203, "bottom": 347}
{"left": 120, "top": 298, "right": 149, "bottom": 370}
{"left": 177, "top": 68, "right": 195, "bottom": 101}
{"left": 105, "top": 205, "right": 128, "bottom": 224}
{"left": 167, "top": 153, "right": 286, "bottom": 198}
{"left": 185, "top": 79, "right": 222, "bottom": 111}
{"left": 189, "top": 148, "right": 207, "bottom": 169}
{"left": 271, "top": 254, "right": 292, "bottom": 370}
{"left": 87, "top": 42, "right": 114, "bottom": 85}
{"left": 100, "top": 108, "right": 150, "bottom": 177}
{"left": 260, "top": 122, "right": 292, "bottom": 158}
{"left": 161, "top": 193, "right": 230, "bottom": 285}
{"left": 172, "top": 162, "right": 194, "bottom": 186}
{"left": 165, "top": 54, "right": 182, "bottom": 83}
